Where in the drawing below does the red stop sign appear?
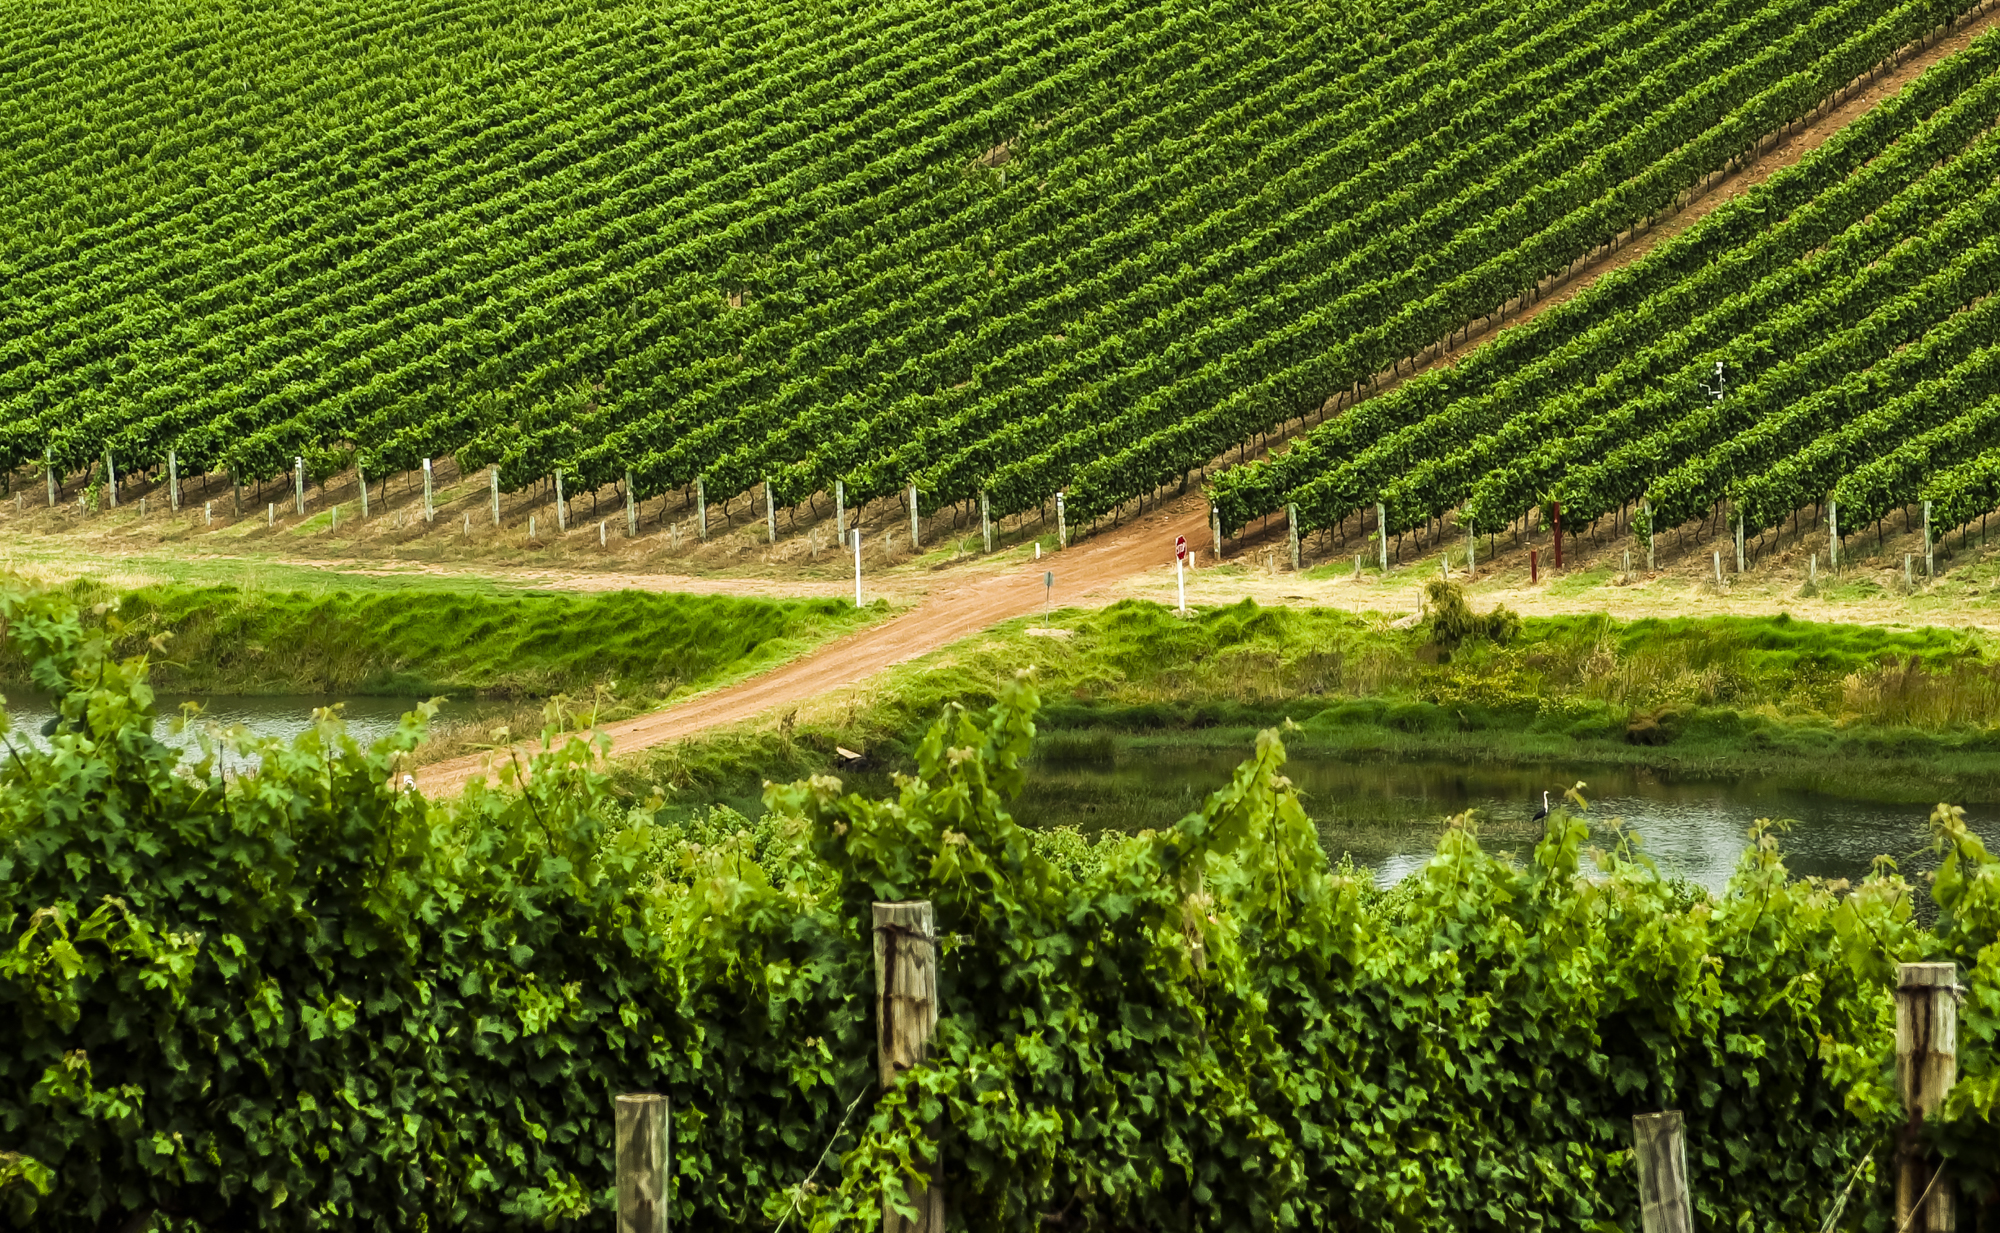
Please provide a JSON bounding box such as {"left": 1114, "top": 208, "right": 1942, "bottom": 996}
{"left": 1175, "top": 534, "right": 1187, "bottom": 562}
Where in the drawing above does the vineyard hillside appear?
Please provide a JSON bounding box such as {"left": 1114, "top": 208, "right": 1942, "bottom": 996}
{"left": 1213, "top": 20, "right": 2000, "bottom": 569}
{"left": 4, "top": 0, "right": 1986, "bottom": 534}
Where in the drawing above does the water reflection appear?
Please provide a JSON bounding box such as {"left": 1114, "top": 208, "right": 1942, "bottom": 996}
{"left": 1, "top": 693, "right": 499, "bottom": 774}
{"left": 1018, "top": 750, "right": 1991, "bottom": 899}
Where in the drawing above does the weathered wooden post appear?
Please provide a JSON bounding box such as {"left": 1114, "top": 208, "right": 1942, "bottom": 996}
{"left": 45, "top": 448, "right": 55, "bottom": 508}
{"left": 423, "top": 459, "right": 435, "bottom": 522}
{"left": 204, "top": 501, "right": 212, "bottom": 528}
{"left": 835, "top": 478, "right": 847, "bottom": 543}
{"left": 1056, "top": 491, "right": 1066, "bottom": 549}
{"left": 765, "top": 478, "right": 778, "bottom": 544}
{"left": 492, "top": 467, "right": 502, "bottom": 526}
{"left": 874, "top": 901, "right": 942, "bottom": 1233}
{"left": 1551, "top": 499, "right": 1562, "bottom": 568}
{"left": 1376, "top": 501, "right": 1388, "bottom": 571}
{"left": 1735, "top": 516, "right": 1745, "bottom": 573}
{"left": 980, "top": 490, "right": 992, "bottom": 553}
{"left": 168, "top": 450, "right": 180, "bottom": 511}
{"left": 295, "top": 456, "right": 306, "bottom": 515}
{"left": 1633, "top": 1111, "right": 1692, "bottom": 1233}
{"left": 358, "top": 463, "right": 369, "bottom": 519}
{"left": 1643, "top": 499, "right": 1654, "bottom": 571}
{"left": 267, "top": 502, "right": 275, "bottom": 526}
{"left": 1829, "top": 499, "right": 1839, "bottom": 574}
{"left": 626, "top": 470, "right": 637, "bottom": 537}
{"left": 1211, "top": 501, "right": 1223, "bottom": 561}
{"left": 1713, "top": 551, "right": 1722, "bottom": 587}
{"left": 1897, "top": 962, "right": 1958, "bottom": 1233}
{"left": 1925, "top": 500, "right": 1935, "bottom": 579}
{"left": 1287, "top": 503, "right": 1300, "bottom": 570}
{"left": 615, "top": 1092, "right": 670, "bottom": 1233}
{"left": 695, "top": 476, "right": 707, "bottom": 540}
{"left": 105, "top": 447, "right": 117, "bottom": 508}
{"left": 908, "top": 483, "right": 920, "bottom": 550}
{"left": 599, "top": 519, "right": 607, "bottom": 547}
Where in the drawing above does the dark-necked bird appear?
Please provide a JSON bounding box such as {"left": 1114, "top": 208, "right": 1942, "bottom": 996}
{"left": 1530, "top": 790, "right": 1551, "bottom": 822}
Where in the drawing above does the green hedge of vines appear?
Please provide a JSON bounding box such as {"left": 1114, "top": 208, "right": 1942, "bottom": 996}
{"left": 0, "top": 590, "right": 1995, "bottom": 1230}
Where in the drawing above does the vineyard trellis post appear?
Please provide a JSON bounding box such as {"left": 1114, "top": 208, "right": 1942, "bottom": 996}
{"left": 232, "top": 470, "right": 242, "bottom": 516}
{"left": 1829, "top": 500, "right": 1840, "bottom": 574}
{"left": 614, "top": 1091, "right": 669, "bottom": 1233}
{"left": 1287, "top": 504, "right": 1300, "bottom": 570}
{"left": 105, "top": 447, "right": 117, "bottom": 509}
{"left": 267, "top": 502, "right": 274, "bottom": 527}
{"left": 874, "top": 900, "right": 942, "bottom": 1233}
{"left": 168, "top": 450, "right": 179, "bottom": 512}
{"left": 1376, "top": 502, "right": 1388, "bottom": 571}
{"left": 204, "top": 502, "right": 212, "bottom": 528}
{"left": 835, "top": 480, "right": 846, "bottom": 543}
{"left": 695, "top": 476, "right": 707, "bottom": 541}
{"left": 423, "top": 459, "right": 435, "bottom": 523}
{"left": 1633, "top": 1111, "right": 1692, "bottom": 1233}
{"left": 358, "top": 464, "right": 369, "bottom": 519}
{"left": 1735, "top": 517, "right": 1745, "bottom": 574}
{"left": 295, "top": 457, "right": 305, "bottom": 516}
{"left": 555, "top": 471, "right": 567, "bottom": 533}
{"left": 908, "top": 484, "right": 920, "bottom": 550}
{"left": 1643, "top": 499, "right": 1654, "bottom": 572}
{"left": 765, "top": 479, "right": 777, "bottom": 544}
{"left": 981, "top": 491, "right": 992, "bottom": 553}
{"left": 1211, "top": 502, "right": 1223, "bottom": 561}
{"left": 852, "top": 528, "right": 863, "bottom": 607}
{"left": 1467, "top": 528, "right": 1476, "bottom": 577}
{"left": 1924, "top": 500, "right": 1934, "bottom": 579}
{"left": 1057, "top": 492, "right": 1067, "bottom": 549}
{"left": 625, "top": 471, "right": 636, "bottom": 538}
{"left": 45, "top": 449, "right": 55, "bottom": 508}
{"left": 1896, "top": 962, "right": 1958, "bottom": 1233}
{"left": 490, "top": 468, "right": 500, "bottom": 527}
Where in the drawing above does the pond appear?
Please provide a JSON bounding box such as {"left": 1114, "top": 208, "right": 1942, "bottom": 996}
{"left": 1, "top": 692, "right": 508, "bottom": 775}
{"left": 1017, "top": 749, "right": 1997, "bottom": 899}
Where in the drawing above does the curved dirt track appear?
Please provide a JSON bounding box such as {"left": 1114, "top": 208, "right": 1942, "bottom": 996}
{"left": 416, "top": 498, "right": 1211, "bottom": 793}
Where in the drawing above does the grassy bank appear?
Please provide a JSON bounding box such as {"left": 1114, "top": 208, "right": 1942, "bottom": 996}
{"left": 626, "top": 591, "right": 2000, "bottom": 818}
{"left": 0, "top": 581, "right": 883, "bottom": 711}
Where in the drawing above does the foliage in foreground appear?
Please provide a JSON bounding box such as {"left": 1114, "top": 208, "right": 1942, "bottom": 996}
{"left": 0, "top": 591, "right": 1996, "bottom": 1230}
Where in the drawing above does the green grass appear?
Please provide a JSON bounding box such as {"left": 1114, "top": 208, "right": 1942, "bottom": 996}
{"left": 2, "top": 581, "right": 884, "bottom": 709}
{"left": 617, "top": 594, "right": 2000, "bottom": 818}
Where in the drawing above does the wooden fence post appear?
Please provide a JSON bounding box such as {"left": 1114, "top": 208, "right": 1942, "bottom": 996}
{"left": 295, "top": 456, "right": 306, "bottom": 516}
{"left": 105, "top": 447, "right": 117, "bottom": 508}
{"left": 766, "top": 478, "right": 778, "bottom": 544}
{"left": 46, "top": 448, "right": 55, "bottom": 508}
{"left": 168, "top": 450, "right": 180, "bottom": 511}
{"left": 1211, "top": 501, "right": 1223, "bottom": 561}
{"left": 1633, "top": 1111, "right": 1692, "bottom": 1233}
{"left": 835, "top": 479, "right": 847, "bottom": 543}
{"left": 981, "top": 490, "right": 992, "bottom": 553}
{"left": 627, "top": 470, "right": 638, "bottom": 537}
{"left": 1925, "top": 499, "right": 1935, "bottom": 579}
{"left": 1376, "top": 502, "right": 1388, "bottom": 571}
{"left": 1897, "top": 962, "right": 1958, "bottom": 1233}
{"left": 554, "top": 471, "right": 566, "bottom": 532}
{"left": 358, "top": 464, "right": 369, "bottom": 519}
{"left": 615, "top": 1092, "right": 669, "bottom": 1233}
{"left": 1643, "top": 499, "right": 1654, "bottom": 571}
{"left": 423, "top": 459, "right": 435, "bottom": 523}
{"left": 491, "top": 467, "right": 501, "bottom": 526}
{"left": 1829, "top": 499, "right": 1840, "bottom": 574}
{"left": 908, "top": 484, "right": 920, "bottom": 550}
{"left": 1287, "top": 503, "right": 1300, "bottom": 570}
{"left": 695, "top": 475, "right": 707, "bottom": 540}
{"left": 1056, "top": 492, "right": 1066, "bottom": 549}
{"left": 874, "top": 901, "right": 942, "bottom": 1233}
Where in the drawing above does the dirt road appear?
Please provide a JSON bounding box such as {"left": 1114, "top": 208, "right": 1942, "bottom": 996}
{"left": 415, "top": 498, "right": 1211, "bottom": 793}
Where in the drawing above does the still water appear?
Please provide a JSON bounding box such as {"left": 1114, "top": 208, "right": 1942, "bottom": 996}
{"left": 1, "top": 693, "right": 502, "bottom": 774}
{"left": 1017, "top": 750, "right": 1997, "bottom": 897}
{"left": 7, "top": 692, "right": 1989, "bottom": 897}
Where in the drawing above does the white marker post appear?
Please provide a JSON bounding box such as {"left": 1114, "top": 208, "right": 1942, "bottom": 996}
{"left": 423, "top": 459, "right": 435, "bottom": 523}
{"left": 908, "top": 483, "right": 920, "bottom": 550}
{"left": 204, "top": 501, "right": 212, "bottom": 528}
{"left": 46, "top": 448, "right": 55, "bottom": 508}
{"left": 835, "top": 479, "right": 846, "bottom": 543}
{"left": 695, "top": 475, "right": 707, "bottom": 540}
{"left": 1056, "top": 492, "right": 1067, "bottom": 549}
{"left": 168, "top": 450, "right": 180, "bottom": 511}
{"left": 105, "top": 448, "right": 117, "bottom": 508}
{"left": 980, "top": 491, "right": 991, "bottom": 553}
{"left": 492, "top": 467, "right": 501, "bottom": 526}
{"left": 1925, "top": 499, "right": 1934, "bottom": 579}
{"left": 555, "top": 471, "right": 566, "bottom": 532}
{"left": 765, "top": 478, "right": 777, "bottom": 544}
{"left": 1175, "top": 534, "right": 1188, "bottom": 615}
{"left": 1377, "top": 501, "right": 1388, "bottom": 570}
{"left": 1044, "top": 570, "right": 1054, "bottom": 627}
{"left": 626, "top": 470, "right": 637, "bottom": 538}
{"left": 294, "top": 456, "right": 305, "bottom": 515}
{"left": 332, "top": 505, "right": 339, "bottom": 532}
{"left": 358, "top": 464, "right": 369, "bottom": 519}
{"left": 853, "top": 528, "right": 863, "bottom": 608}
